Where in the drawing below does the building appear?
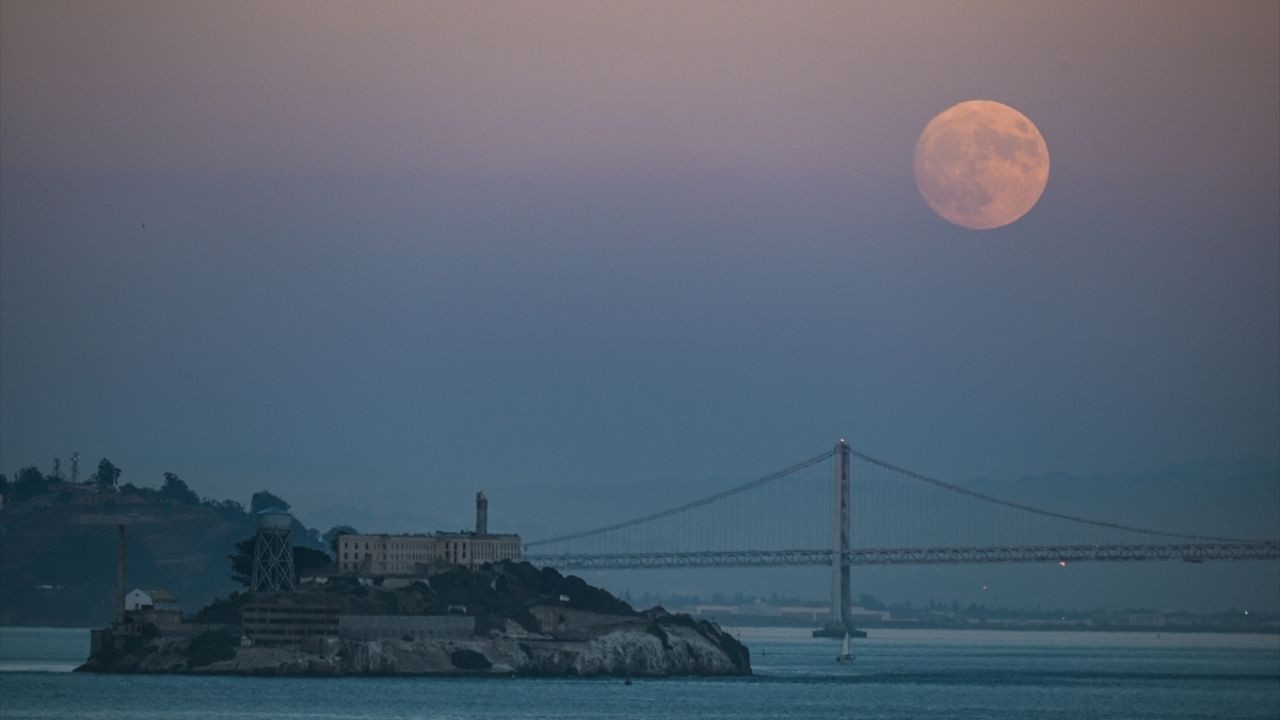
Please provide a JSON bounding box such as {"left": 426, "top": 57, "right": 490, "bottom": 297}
{"left": 338, "top": 533, "right": 442, "bottom": 574}
{"left": 125, "top": 587, "right": 178, "bottom": 612}
{"left": 336, "top": 491, "right": 521, "bottom": 575}
{"left": 242, "top": 596, "right": 341, "bottom": 647}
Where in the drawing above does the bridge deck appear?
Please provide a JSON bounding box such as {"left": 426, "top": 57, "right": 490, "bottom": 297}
{"left": 526, "top": 542, "right": 1280, "bottom": 570}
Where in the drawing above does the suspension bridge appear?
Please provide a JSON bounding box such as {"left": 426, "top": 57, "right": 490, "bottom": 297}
{"left": 523, "top": 440, "right": 1279, "bottom": 634}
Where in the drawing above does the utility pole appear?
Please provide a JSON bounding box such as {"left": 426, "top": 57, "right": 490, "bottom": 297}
{"left": 115, "top": 525, "right": 127, "bottom": 625}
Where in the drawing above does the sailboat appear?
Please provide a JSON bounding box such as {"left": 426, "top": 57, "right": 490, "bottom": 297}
{"left": 836, "top": 631, "right": 854, "bottom": 662}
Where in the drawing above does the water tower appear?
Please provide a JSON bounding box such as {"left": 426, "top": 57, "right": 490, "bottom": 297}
{"left": 251, "top": 508, "right": 296, "bottom": 592}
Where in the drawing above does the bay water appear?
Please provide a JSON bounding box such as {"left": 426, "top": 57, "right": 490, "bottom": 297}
{"left": 1, "top": 626, "right": 1277, "bottom": 719}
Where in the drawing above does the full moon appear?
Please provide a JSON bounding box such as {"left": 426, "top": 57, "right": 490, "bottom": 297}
{"left": 913, "top": 100, "right": 1049, "bottom": 230}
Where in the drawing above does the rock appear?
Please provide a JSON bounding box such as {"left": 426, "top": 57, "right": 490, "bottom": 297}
{"left": 77, "top": 562, "right": 750, "bottom": 678}
{"left": 78, "top": 615, "right": 750, "bottom": 677}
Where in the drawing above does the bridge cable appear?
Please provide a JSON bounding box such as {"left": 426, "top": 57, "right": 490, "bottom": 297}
{"left": 525, "top": 449, "right": 836, "bottom": 548}
{"left": 851, "top": 450, "right": 1273, "bottom": 545}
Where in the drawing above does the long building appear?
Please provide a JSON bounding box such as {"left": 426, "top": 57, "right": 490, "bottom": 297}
{"left": 336, "top": 491, "right": 521, "bottom": 575}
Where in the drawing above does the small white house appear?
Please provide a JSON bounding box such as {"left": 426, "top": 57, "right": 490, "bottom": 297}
{"left": 125, "top": 588, "right": 178, "bottom": 612}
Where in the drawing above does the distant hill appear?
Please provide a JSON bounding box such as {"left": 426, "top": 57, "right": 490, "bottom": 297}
{"left": 0, "top": 479, "right": 327, "bottom": 626}
{"left": 959, "top": 458, "right": 1280, "bottom": 542}
{"left": 3, "top": 457, "right": 1275, "bottom": 623}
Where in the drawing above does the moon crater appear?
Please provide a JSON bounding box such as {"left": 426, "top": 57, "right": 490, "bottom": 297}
{"left": 914, "top": 100, "right": 1050, "bottom": 230}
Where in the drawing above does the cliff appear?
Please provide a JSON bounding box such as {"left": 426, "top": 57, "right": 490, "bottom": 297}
{"left": 77, "top": 613, "right": 749, "bottom": 677}
{"left": 77, "top": 562, "right": 751, "bottom": 677}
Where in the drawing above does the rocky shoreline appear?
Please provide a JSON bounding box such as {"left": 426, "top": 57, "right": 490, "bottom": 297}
{"left": 77, "top": 562, "right": 750, "bottom": 677}
{"left": 78, "top": 614, "right": 749, "bottom": 677}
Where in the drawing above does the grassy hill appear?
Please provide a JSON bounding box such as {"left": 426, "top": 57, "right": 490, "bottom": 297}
{"left": 0, "top": 480, "right": 324, "bottom": 626}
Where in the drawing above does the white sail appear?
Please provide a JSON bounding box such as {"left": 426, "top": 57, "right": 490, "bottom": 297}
{"left": 837, "top": 631, "right": 853, "bottom": 662}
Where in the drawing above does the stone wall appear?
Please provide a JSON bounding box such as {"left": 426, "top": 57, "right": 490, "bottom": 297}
{"left": 338, "top": 614, "right": 475, "bottom": 640}
{"left": 530, "top": 605, "right": 631, "bottom": 635}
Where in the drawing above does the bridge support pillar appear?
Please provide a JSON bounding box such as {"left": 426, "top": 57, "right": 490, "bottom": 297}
{"left": 816, "top": 439, "right": 856, "bottom": 638}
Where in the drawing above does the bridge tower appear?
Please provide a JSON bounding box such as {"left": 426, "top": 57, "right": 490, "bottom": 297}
{"left": 815, "top": 438, "right": 852, "bottom": 637}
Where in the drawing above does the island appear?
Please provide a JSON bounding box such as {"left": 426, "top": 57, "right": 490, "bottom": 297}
{"left": 77, "top": 561, "right": 750, "bottom": 677}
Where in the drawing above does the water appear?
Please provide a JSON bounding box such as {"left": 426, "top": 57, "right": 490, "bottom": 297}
{"left": 1, "top": 626, "right": 1277, "bottom": 719}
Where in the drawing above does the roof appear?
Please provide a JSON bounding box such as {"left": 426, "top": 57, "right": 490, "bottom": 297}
{"left": 132, "top": 588, "right": 176, "bottom": 603}
{"left": 434, "top": 531, "right": 522, "bottom": 539}
{"left": 339, "top": 531, "right": 522, "bottom": 540}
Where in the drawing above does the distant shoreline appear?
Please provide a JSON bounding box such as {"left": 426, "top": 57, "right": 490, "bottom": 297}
{"left": 699, "top": 619, "right": 1280, "bottom": 636}
{"left": 5, "top": 621, "right": 1276, "bottom": 637}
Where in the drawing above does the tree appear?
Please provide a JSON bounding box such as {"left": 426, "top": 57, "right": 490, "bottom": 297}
{"left": 229, "top": 537, "right": 255, "bottom": 586}
{"left": 0, "top": 474, "right": 10, "bottom": 499}
{"left": 205, "top": 498, "right": 245, "bottom": 519}
{"left": 13, "top": 466, "right": 50, "bottom": 502}
{"left": 228, "top": 536, "right": 333, "bottom": 587}
{"left": 160, "top": 472, "right": 200, "bottom": 505}
{"left": 250, "top": 490, "right": 290, "bottom": 514}
{"left": 93, "top": 459, "right": 122, "bottom": 489}
{"left": 323, "top": 525, "right": 358, "bottom": 557}
{"left": 294, "top": 546, "right": 332, "bottom": 576}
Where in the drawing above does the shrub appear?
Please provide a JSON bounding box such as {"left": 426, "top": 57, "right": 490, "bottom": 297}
{"left": 185, "top": 630, "right": 236, "bottom": 668}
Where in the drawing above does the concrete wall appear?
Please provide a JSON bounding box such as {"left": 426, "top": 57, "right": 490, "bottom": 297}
{"left": 338, "top": 614, "right": 475, "bottom": 640}
{"left": 338, "top": 534, "right": 444, "bottom": 574}
{"left": 337, "top": 532, "right": 522, "bottom": 575}
{"left": 530, "top": 606, "right": 629, "bottom": 634}
{"left": 243, "top": 602, "right": 341, "bottom": 646}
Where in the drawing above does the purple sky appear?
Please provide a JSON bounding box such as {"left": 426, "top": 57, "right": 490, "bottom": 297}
{"left": 2, "top": 1, "right": 1277, "bottom": 538}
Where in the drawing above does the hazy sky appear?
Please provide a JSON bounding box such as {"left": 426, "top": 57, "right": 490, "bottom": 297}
{"left": 2, "top": 1, "right": 1277, "bottom": 536}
